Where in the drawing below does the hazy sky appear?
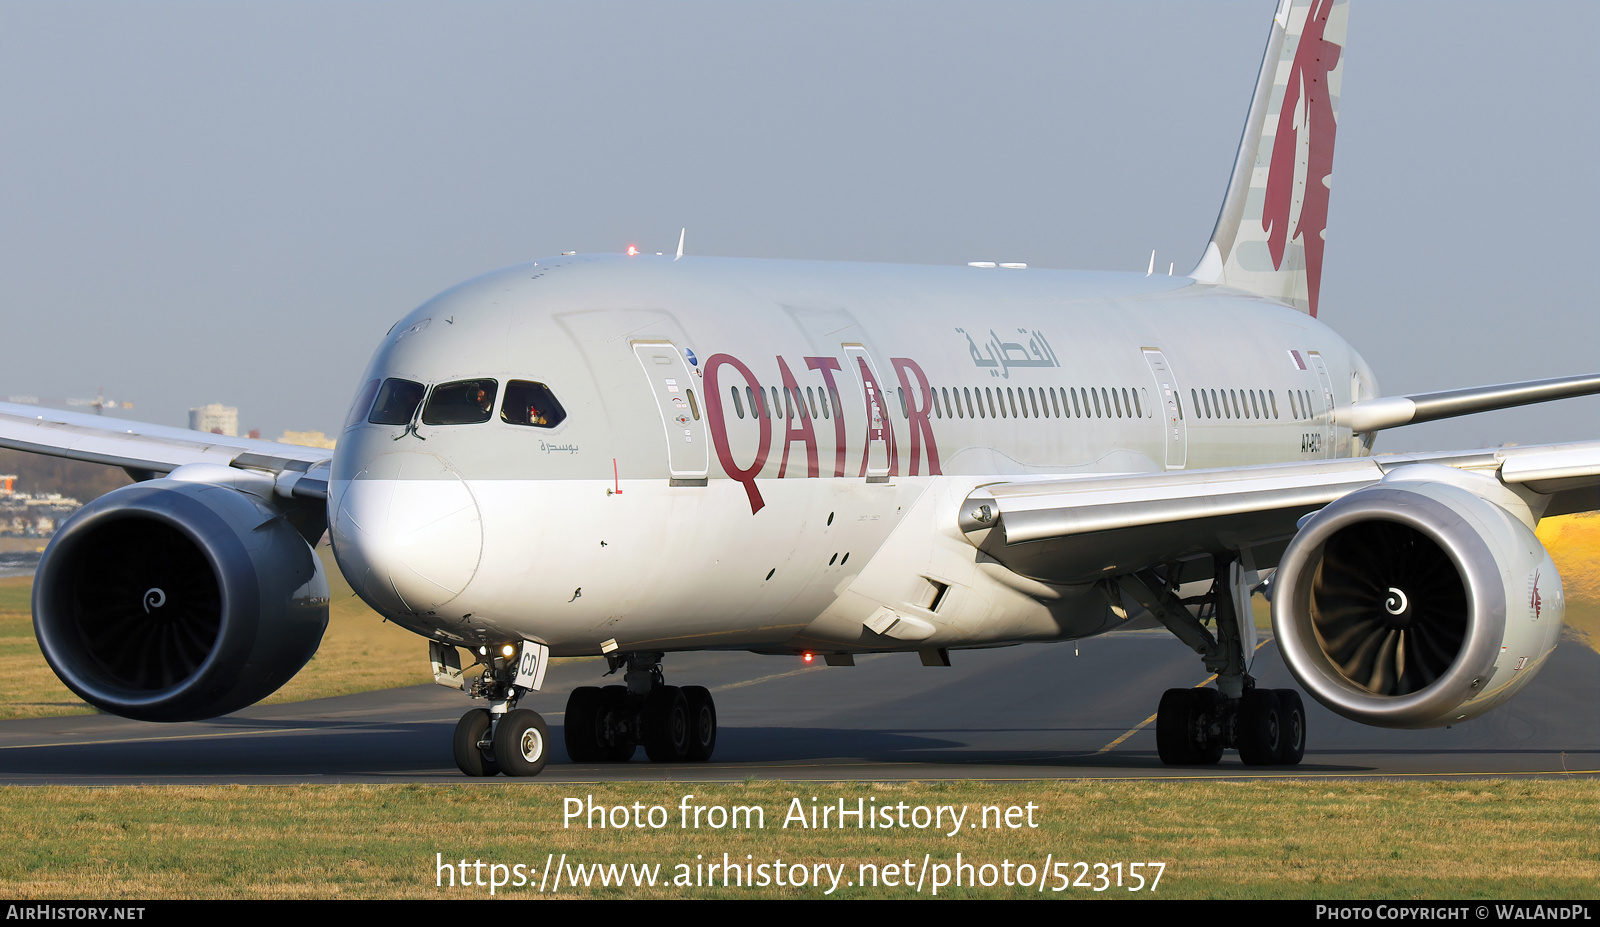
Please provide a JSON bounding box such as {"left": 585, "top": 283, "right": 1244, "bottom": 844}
{"left": 1, "top": 1, "right": 1594, "bottom": 451}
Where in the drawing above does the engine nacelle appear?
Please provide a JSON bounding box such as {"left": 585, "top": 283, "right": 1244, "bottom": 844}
{"left": 33, "top": 478, "right": 329, "bottom": 722}
{"left": 1272, "top": 470, "right": 1563, "bottom": 729}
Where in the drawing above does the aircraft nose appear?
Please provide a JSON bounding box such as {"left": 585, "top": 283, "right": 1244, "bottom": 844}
{"left": 330, "top": 451, "right": 483, "bottom": 615}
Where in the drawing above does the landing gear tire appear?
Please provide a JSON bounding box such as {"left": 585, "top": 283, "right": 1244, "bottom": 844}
{"left": 1156, "top": 688, "right": 1201, "bottom": 765}
{"left": 642, "top": 684, "right": 689, "bottom": 762}
{"left": 1236, "top": 688, "right": 1284, "bottom": 766}
{"left": 1192, "top": 687, "right": 1224, "bottom": 765}
{"left": 565, "top": 686, "right": 604, "bottom": 762}
{"left": 1275, "top": 689, "right": 1306, "bottom": 766}
{"left": 494, "top": 708, "right": 550, "bottom": 777}
{"left": 453, "top": 708, "right": 500, "bottom": 777}
{"left": 601, "top": 685, "right": 637, "bottom": 762}
{"left": 683, "top": 685, "right": 717, "bottom": 762}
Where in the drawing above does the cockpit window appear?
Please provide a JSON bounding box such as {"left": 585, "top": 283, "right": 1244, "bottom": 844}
{"left": 368, "top": 378, "right": 426, "bottom": 425}
{"left": 345, "top": 378, "right": 381, "bottom": 430}
{"left": 500, "top": 380, "right": 566, "bottom": 428}
{"left": 422, "top": 378, "right": 498, "bottom": 425}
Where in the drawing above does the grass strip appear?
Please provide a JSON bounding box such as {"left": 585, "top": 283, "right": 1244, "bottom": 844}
{"left": 1, "top": 779, "right": 1595, "bottom": 899}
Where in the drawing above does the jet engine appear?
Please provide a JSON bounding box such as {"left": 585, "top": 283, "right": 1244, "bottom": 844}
{"left": 1271, "top": 468, "right": 1563, "bottom": 729}
{"left": 33, "top": 475, "right": 329, "bottom": 722}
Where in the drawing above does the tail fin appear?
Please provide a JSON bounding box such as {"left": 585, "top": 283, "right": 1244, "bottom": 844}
{"left": 1189, "top": 0, "right": 1348, "bottom": 317}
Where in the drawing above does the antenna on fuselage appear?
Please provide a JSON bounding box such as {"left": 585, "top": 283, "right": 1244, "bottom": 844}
{"left": 675, "top": 228, "right": 686, "bottom": 261}
{"left": 1146, "top": 250, "right": 1156, "bottom": 276}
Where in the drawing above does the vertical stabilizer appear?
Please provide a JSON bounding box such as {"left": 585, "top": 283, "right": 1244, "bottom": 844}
{"left": 1190, "top": 0, "right": 1347, "bottom": 317}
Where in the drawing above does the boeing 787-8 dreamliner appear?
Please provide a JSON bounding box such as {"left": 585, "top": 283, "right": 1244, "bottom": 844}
{"left": 3, "top": 0, "right": 1597, "bottom": 776}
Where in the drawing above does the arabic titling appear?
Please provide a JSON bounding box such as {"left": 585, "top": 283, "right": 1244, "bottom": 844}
{"left": 958, "top": 327, "right": 1060, "bottom": 378}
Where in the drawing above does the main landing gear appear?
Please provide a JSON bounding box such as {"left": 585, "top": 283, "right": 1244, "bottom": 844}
{"left": 1156, "top": 682, "right": 1306, "bottom": 766}
{"left": 1117, "top": 555, "right": 1308, "bottom": 767}
{"left": 565, "top": 651, "right": 718, "bottom": 764}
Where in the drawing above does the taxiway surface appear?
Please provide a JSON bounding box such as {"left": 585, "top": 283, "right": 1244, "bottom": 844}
{"left": 2, "top": 630, "right": 1595, "bottom": 784}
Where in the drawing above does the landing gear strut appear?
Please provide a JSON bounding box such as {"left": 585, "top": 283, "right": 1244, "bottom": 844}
{"left": 564, "top": 652, "right": 718, "bottom": 764}
{"left": 445, "top": 640, "right": 552, "bottom": 778}
{"left": 1121, "top": 555, "right": 1309, "bottom": 767}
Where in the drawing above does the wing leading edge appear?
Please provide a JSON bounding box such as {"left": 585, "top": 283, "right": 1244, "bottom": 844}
{"left": 0, "top": 400, "right": 331, "bottom": 499}
{"left": 958, "top": 441, "right": 1600, "bottom": 586}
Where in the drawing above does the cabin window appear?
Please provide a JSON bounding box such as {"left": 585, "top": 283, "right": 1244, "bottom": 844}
{"left": 686, "top": 388, "right": 700, "bottom": 421}
{"left": 423, "top": 378, "right": 498, "bottom": 425}
{"left": 345, "top": 378, "right": 381, "bottom": 430}
{"left": 1070, "top": 388, "right": 1082, "bottom": 417}
{"left": 1269, "top": 391, "right": 1279, "bottom": 419}
{"left": 1007, "top": 388, "right": 1018, "bottom": 418}
{"left": 731, "top": 386, "right": 746, "bottom": 419}
{"left": 807, "top": 387, "right": 820, "bottom": 420}
{"left": 500, "top": 380, "right": 566, "bottom": 428}
{"left": 1134, "top": 388, "right": 1144, "bottom": 418}
{"left": 898, "top": 387, "right": 909, "bottom": 419}
{"left": 828, "top": 386, "right": 843, "bottom": 419}
{"left": 368, "top": 378, "right": 426, "bottom": 426}
{"left": 771, "top": 388, "right": 781, "bottom": 420}
{"left": 1113, "top": 388, "right": 1123, "bottom": 418}
{"left": 1249, "top": 390, "right": 1260, "bottom": 419}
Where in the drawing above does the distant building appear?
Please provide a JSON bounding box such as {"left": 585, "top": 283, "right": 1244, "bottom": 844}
{"left": 277, "top": 430, "right": 336, "bottom": 449}
{"left": 189, "top": 403, "right": 239, "bottom": 436}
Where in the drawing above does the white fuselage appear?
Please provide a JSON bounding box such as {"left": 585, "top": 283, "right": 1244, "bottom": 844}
{"left": 327, "top": 253, "right": 1375, "bottom": 657}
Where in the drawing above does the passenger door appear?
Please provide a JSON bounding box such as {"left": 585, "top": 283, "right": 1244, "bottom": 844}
{"left": 632, "top": 341, "right": 709, "bottom": 485}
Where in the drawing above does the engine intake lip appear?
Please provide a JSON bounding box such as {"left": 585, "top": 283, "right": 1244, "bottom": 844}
{"left": 33, "top": 484, "right": 260, "bottom": 719}
{"left": 1271, "top": 484, "right": 1507, "bottom": 729}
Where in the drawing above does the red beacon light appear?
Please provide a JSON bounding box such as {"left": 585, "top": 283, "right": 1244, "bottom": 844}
{"left": 626, "top": 245, "right": 639, "bottom": 257}
{"left": 802, "top": 652, "right": 814, "bottom": 664}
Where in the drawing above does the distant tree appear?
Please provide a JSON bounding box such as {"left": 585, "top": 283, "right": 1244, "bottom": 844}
{"left": 0, "top": 450, "right": 132, "bottom": 503}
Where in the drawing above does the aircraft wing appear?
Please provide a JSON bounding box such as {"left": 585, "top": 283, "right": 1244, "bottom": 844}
{"left": 0, "top": 400, "right": 331, "bottom": 499}
{"left": 957, "top": 442, "right": 1600, "bottom": 586}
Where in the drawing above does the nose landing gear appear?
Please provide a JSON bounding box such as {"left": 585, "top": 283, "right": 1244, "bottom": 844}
{"left": 441, "top": 639, "right": 553, "bottom": 778}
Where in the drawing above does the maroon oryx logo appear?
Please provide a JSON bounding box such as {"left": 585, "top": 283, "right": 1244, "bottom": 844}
{"left": 1262, "top": 0, "right": 1341, "bottom": 318}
